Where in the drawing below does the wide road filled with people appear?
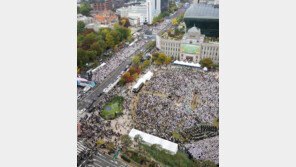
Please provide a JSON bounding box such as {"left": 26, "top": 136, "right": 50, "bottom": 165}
{"left": 77, "top": 8, "right": 185, "bottom": 111}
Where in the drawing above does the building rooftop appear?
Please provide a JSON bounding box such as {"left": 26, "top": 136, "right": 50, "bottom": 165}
{"left": 188, "top": 25, "right": 200, "bottom": 33}
{"left": 184, "top": 3, "right": 219, "bottom": 19}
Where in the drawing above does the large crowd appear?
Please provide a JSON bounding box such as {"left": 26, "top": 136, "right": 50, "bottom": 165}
{"left": 91, "top": 20, "right": 172, "bottom": 86}
{"left": 185, "top": 136, "right": 219, "bottom": 164}
{"left": 134, "top": 69, "right": 218, "bottom": 139}
{"left": 92, "top": 40, "right": 148, "bottom": 84}
{"left": 77, "top": 85, "right": 134, "bottom": 162}
{"left": 76, "top": 8, "right": 220, "bottom": 165}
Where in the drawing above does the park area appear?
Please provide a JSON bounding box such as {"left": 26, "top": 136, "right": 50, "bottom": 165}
{"left": 100, "top": 96, "right": 124, "bottom": 120}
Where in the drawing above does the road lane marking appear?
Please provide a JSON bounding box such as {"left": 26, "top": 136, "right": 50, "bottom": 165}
{"left": 94, "top": 156, "right": 118, "bottom": 167}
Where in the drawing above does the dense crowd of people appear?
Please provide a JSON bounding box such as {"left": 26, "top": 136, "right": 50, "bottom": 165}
{"left": 145, "top": 69, "right": 219, "bottom": 123}
{"left": 77, "top": 85, "right": 134, "bottom": 165}
{"left": 133, "top": 69, "right": 218, "bottom": 142}
{"left": 92, "top": 40, "right": 148, "bottom": 84}
{"left": 91, "top": 21, "right": 171, "bottom": 86}
{"left": 185, "top": 136, "right": 219, "bottom": 164}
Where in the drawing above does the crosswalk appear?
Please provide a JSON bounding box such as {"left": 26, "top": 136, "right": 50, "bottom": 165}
{"left": 85, "top": 153, "right": 128, "bottom": 167}
{"left": 77, "top": 140, "right": 89, "bottom": 155}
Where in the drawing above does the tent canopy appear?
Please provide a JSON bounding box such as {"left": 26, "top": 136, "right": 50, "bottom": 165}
{"left": 129, "top": 128, "right": 178, "bottom": 154}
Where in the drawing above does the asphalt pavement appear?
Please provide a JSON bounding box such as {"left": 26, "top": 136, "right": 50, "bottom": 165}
{"left": 77, "top": 58, "right": 132, "bottom": 110}
{"left": 86, "top": 152, "right": 128, "bottom": 167}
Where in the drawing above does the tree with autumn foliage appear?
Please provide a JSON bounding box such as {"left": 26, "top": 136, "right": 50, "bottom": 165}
{"left": 143, "top": 60, "right": 151, "bottom": 68}
{"left": 172, "top": 18, "right": 179, "bottom": 26}
{"left": 90, "top": 40, "right": 106, "bottom": 57}
{"left": 120, "top": 17, "right": 131, "bottom": 27}
{"left": 158, "top": 53, "right": 166, "bottom": 63}
{"left": 114, "top": 45, "right": 118, "bottom": 52}
{"left": 132, "top": 56, "right": 140, "bottom": 65}
{"left": 155, "top": 59, "right": 162, "bottom": 66}
{"left": 200, "top": 58, "right": 214, "bottom": 69}
{"left": 164, "top": 56, "right": 172, "bottom": 65}
{"left": 152, "top": 53, "right": 159, "bottom": 62}
{"left": 106, "top": 33, "right": 115, "bottom": 48}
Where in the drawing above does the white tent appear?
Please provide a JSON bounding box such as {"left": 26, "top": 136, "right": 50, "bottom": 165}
{"left": 129, "top": 128, "right": 178, "bottom": 155}
{"left": 203, "top": 67, "right": 208, "bottom": 71}
{"left": 173, "top": 60, "right": 201, "bottom": 68}
{"left": 133, "top": 71, "right": 153, "bottom": 90}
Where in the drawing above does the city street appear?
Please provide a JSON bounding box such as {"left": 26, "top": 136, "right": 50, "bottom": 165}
{"left": 77, "top": 7, "right": 186, "bottom": 112}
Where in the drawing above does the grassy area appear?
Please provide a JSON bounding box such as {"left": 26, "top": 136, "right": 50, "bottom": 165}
{"left": 142, "top": 144, "right": 200, "bottom": 167}
{"left": 122, "top": 143, "right": 217, "bottom": 167}
{"left": 100, "top": 96, "right": 124, "bottom": 120}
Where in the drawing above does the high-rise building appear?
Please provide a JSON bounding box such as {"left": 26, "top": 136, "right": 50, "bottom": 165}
{"left": 161, "top": 0, "right": 169, "bottom": 12}
{"left": 146, "top": 0, "right": 161, "bottom": 24}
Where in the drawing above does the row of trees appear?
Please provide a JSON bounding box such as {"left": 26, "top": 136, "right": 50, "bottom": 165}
{"left": 172, "top": 13, "right": 184, "bottom": 26}
{"left": 152, "top": 53, "right": 172, "bottom": 66}
{"left": 120, "top": 53, "right": 151, "bottom": 85}
{"left": 77, "top": 23, "right": 132, "bottom": 70}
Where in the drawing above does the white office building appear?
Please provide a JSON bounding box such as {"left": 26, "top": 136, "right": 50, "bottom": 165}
{"left": 146, "top": 0, "right": 161, "bottom": 24}
{"left": 116, "top": 4, "right": 148, "bottom": 26}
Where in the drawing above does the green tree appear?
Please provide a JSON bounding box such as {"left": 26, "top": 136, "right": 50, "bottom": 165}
{"left": 78, "top": 2, "right": 92, "bottom": 16}
{"left": 132, "top": 73, "right": 139, "bottom": 79}
{"left": 81, "top": 34, "right": 97, "bottom": 50}
{"left": 143, "top": 60, "right": 151, "bottom": 68}
{"left": 77, "top": 48, "right": 87, "bottom": 69}
{"left": 158, "top": 53, "right": 166, "bottom": 63}
{"left": 124, "top": 72, "right": 130, "bottom": 77}
{"left": 179, "top": 13, "right": 184, "bottom": 20}
{"left": 132, "top": 56, "right": 140, "bottom": 65}
{"left": 152, "top": 53, "right": 159, "bottom": 62}
{"left": 98, "top": 27, "right": 111, "bottom": 39}
{"left": 164, "top": 57, "right": 172, "bottom": 65}
{"left": 90, "top": 40, "right": 106, "bottom": 56}
{"left": 86, "top": 50, "right": 97, "bottom": 62}
{"left": 172, "top": 18, "right": 178, "bottom": 26}
{"left": 120, "top": 78, "right": 126, "bottom": 85}
{"left": 121, "top": 135, "right": 132, "bottom": 150}
{"left": 155, "top": 59, "right": 162, "bottom": 66}
{"left": 77, "top": 21, "right": 85, "bottom": 34}
{"left": 110, "top": 30, "right": 120, "bottom": 45}
{"left": 213, "top": 63, "right": 219, "bottom": 69}
{"left": 200, "top": 58, "right": 214, "bottom": 69}
{"left": 120, "top": 17, "right": 131, "bottom": 27}
{"left": 106, "top": 33, "right": 115, "bottom": 48}
{"left": 134, "top": 134, "right": 143, "bottom": 144}
{"left": 114, "top": 45, "right": 118, "bottom": 52}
